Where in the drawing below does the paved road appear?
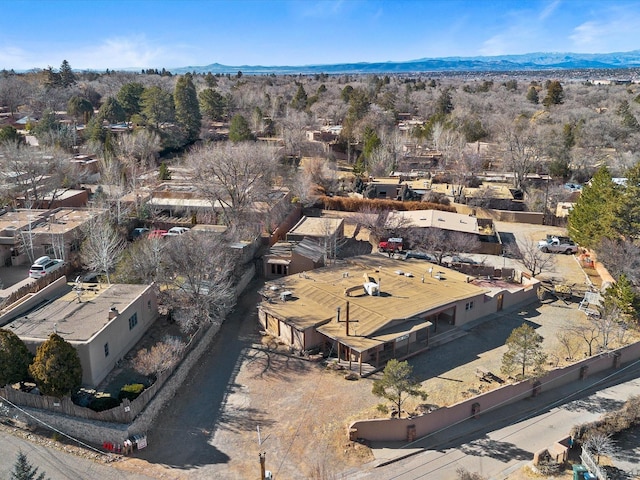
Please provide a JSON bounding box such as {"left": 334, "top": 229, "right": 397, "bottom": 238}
{"left": 0, "top": 430, "right": 155, "bottom": 480}
{"left": 358, "top": 360, "right": 640, "bottom": 479}
{"left": 136, "top": 282, "right": 262, "bottom": 475}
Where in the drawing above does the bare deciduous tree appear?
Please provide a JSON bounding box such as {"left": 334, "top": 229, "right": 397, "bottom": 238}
{"left": 506, "top": 237, "right": 556, "bottom": 277}
{"left": 411, "top": 229, "right": 480, "bottom": 266}
{"left": 499, "top": 116, "right": 540, "bottom": 191}
{"left": 80, "top": 214, "right": 125, "bottom": 284}
{"left": 185, "top": 141, "right": 279, "bottom": 228}
{"left": 132, "top": 335, "right": 185, "bottom": 379}
{"left": 162, "top": 234, "right": 236, "bottom": 333}
{"left": 584, "top": 433, "right": 616, "bottom": 464}
{"left": 114, "top": 236, "right": 165, "bottom": 285}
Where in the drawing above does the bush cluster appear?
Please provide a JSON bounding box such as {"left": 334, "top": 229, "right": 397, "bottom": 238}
{"left": 88, "top": 396, "right": 119, "bottom": 412}
{"left": 572, "top": 395, "right": 640, "bottom": 441}
{"left": 318, "top": 196, "right": 456, "bottom": 213}
{"left": 118, "top": 383, "right": 145, "bottom": 401}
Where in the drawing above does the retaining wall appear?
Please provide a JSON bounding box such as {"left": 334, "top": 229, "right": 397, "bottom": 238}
{"left": 349, "top": 342, "right": 640, "bottom": 443}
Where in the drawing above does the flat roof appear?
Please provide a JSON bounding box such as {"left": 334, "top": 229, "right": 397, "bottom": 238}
{"left": 288, "top": 216, "right": 344, "bottom": 238}
{"left": 260, "top": 255, "right": 488, "bottom": 351}
{"left": 386, "top": 209, "right": 481, "bottom": 235}
{"left": 462, "top": 184, "right": 514, "bottom": 200}
{"left": 0, "top": 208, "right": 103, "bottom": 236}
{"left": 7, "top": 281, "right": 150, "bottom": 343}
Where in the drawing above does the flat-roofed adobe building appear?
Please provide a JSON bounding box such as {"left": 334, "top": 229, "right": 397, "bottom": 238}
{"left": 386, "top": 209, "right": 502, "bottom": 255}
{"left": 3, "top": 278, "right": 158, "bottom": 387}
{"left": 258, "top": 255, "right": 538, "bottom": 375}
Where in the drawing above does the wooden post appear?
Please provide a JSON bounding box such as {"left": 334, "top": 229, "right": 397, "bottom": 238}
{"left": 359, "top": 352, "right": 363, "bottom": 376}
{"left": 345, "top": 301, "right": 350, "bottom": 336}
{"left": 259, "top": 452, "right": 266, "bottom": 480}
{"left": 349, "top": 347, "right": 352, "bottom": 369}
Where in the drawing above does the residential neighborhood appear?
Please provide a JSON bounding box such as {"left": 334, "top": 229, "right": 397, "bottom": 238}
{"left": 3, "top": 2, "right": 640, "bottom": 479}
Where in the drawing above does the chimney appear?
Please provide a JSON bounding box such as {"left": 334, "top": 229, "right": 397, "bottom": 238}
{"left": 108, "top": 307, "right": 119, "bottom": 320}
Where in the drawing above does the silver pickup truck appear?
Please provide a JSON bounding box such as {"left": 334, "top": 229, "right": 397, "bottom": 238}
{"left": 537, "top": 236, "right": 578, "bottom": 254}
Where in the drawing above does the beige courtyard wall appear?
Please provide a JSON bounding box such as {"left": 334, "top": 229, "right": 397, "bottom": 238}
{"left": 349, "top": 341, "right": 640, "bottom": 443}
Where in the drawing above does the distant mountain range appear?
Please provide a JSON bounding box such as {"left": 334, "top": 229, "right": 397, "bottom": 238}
{"left": 172, "top": 50, "right": 640, "bottom": 75}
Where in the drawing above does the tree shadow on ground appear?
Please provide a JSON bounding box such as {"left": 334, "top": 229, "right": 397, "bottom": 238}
{"left": 216, "top": 405, "right": 276, "bottom": 435}
{"left": 408, "top": 304, "right": 543, "bottom": 383}
{"left": 563, "top": 395, "right": 625, "bottom": 413}
{"left": 499, "top": 232, "right": 520, "bottom": 257}
{"left": 613, "top": 428, "right": 640, "bottom": 468}
{"left": 458, "top": 436, "right": 532, "bottom": 462}
{"left": 244, "top": 347, "right": 314, "bottom": 381}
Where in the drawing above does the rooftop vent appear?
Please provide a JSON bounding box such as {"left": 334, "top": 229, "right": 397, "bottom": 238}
{"left": 108, "top": 307, "right": 119, "bottom": 320}
{"left": 280, "top": 291, "right": 293, "bottom": 302}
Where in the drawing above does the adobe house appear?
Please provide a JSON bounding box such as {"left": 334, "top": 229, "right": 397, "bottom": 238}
{"left": 2, "top": 277, "right": 158, "bottom": 387}
{"left": 0, "top": 207, "right": 106, "bottom": 267}
{"left": 258, "top": 255, "right": 538, "bottom": 375}
{"left": 386, "top": 209, "right": 502, "bottom": 255}
{"left": 263, "top": 238, "right": 326, "bottom": 279}
{"left": 262, "top": 216, "right": 344, "bottom": 279}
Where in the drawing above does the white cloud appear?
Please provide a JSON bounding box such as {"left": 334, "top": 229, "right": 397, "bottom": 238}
{"left": 539, "top": 0, "right": 561, "bottom": 21}
{"left": 570, "top": 14, "right": 640, "bottom": 52}
{"left": 0, "top": 35, "right": 202, "bottom": 71}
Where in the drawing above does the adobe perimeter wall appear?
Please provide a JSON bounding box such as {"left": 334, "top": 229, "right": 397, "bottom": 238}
{"left": 7, "top": 277, "right": 257, "bottom": 447}
{"left": 349, "top": 341, "right": 640, "bottom": 443}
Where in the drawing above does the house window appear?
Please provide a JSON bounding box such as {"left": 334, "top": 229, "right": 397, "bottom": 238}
{"left": 465, "top": 301, "right": 474, "bottom": 311}
{"left": 147, "top": 300, "right": 151, "bottom": 310}
{"left": 43, "top": 244, "right": 55, "bottom": 255}
{"left": 104, "top": 343, "right": 109, "bottom": 357}
{"left": 70, "top": 240, "right": 80, "bottom": 252}
{"left": 128, "top": 312, "right": 138, "bottom": 330}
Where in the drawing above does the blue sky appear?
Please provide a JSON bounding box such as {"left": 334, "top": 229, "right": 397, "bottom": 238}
{"left": 2, "top": 0, "right": 640, "bottom": 70}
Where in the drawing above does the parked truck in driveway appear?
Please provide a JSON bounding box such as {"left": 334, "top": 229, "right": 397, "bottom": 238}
{"left": 378, "top": 237, "right": 404, "bottom": 254}
{"left": 538, "top": 235, "right": 578, "bottom": 254}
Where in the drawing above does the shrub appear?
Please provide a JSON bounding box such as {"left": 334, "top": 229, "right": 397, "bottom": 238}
{"left": 118, "top": 383, "right": 145, "bottom": 401}
{"left": 88, "top": 396, "right": 119, "bottom": 412}
{"left": 318, "top": 195, "right": 456, "bottom": 213}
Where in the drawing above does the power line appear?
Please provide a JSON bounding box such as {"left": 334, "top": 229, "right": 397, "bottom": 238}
{"left": 380, "top": 358, "right": 640, "bottom": 479}
{"left": 0, "top": 394, "right": 113, "bottom": 459}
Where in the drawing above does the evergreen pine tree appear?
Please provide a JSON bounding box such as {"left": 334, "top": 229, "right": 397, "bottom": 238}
{"left": 174, "top": 73, "right": 201, "bottom": 143}
{"left": 568, "top": 166, "right": 619, "bottom": 248}
{"left": 29, "top": 333, "right": 82, "bottom": 398}
{"left": 11, "top": 451, "right": 48, "bottom": 480}
{"left": 0, "top": 329, "right": 32, "bottom": 387}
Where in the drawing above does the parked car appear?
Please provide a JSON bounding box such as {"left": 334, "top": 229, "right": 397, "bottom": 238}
{"left": 163, "top": 226, "right": 190, "bottom": 237}
{"left": 403, "top": 251, "right": 436, "bottom": 262}
{"left": 29, "top": 256, "right": 64, "bottom": 279}
{"left": 148, "top": 229, "right": 168, "bottom": 239}
{"left": 450, "top": 255, "right": 478, "bottom": 265}
{"left": 130, "top": 227, "right": 149, "bottom": 240}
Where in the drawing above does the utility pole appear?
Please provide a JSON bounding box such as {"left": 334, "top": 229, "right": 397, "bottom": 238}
{"left": 259, "top": 452, "right": 266, "bottom": 480}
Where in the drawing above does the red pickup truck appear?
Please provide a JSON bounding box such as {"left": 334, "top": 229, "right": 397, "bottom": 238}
{"left": 378, "top": 237, "right": 404, "bottom": 253}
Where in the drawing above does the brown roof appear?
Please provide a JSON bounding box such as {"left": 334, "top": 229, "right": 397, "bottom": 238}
{"left": 260, "top": 255, "right": 488, "bottom": 351}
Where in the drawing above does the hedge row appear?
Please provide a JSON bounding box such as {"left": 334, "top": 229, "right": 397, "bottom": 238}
{"left": 318, "top": 196, "right": 456, "bottom": 213}
{"left": 571, "top": 395, "right": 640, "bottom": 441}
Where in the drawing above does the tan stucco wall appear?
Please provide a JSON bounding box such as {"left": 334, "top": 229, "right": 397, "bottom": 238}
{"left": 349, "top": 341, "right": 640, "bottom": 442}
{"left": 81, "top": 286, "right": 158, "bottom": 386}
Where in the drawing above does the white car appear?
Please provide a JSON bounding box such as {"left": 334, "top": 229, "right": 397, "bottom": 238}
{"left": 162, "top": 226, "right": 191, "bottom": 237}
{"left": 29, "top": 256, "right": 64, "bottom": 278}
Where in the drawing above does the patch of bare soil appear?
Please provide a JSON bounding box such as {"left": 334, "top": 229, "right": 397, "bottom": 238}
{"left": 207, "top": 340, "right": 377, "bottom": 479}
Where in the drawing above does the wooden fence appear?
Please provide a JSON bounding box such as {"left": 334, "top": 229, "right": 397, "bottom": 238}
{"left": 0, "top": 321, "right": 208, "bottom": 424}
